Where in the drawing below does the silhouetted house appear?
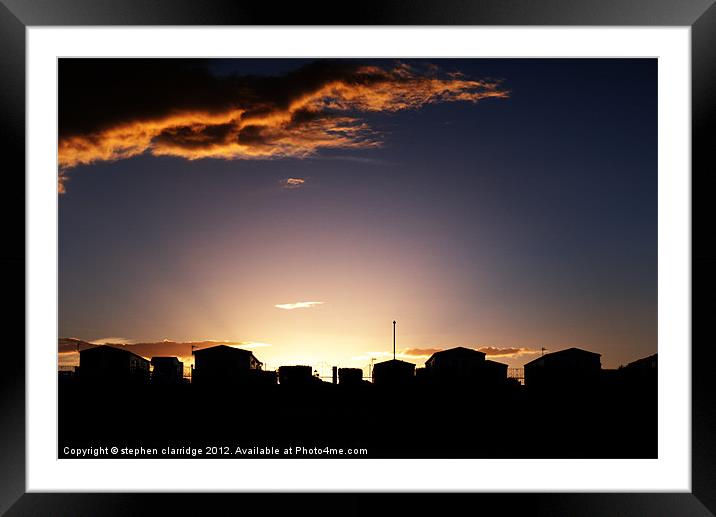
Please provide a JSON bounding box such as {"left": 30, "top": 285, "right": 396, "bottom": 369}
{"left": 415, "top": 367, "right": 428, "bottom": 385}
{"left": 79, "top": 345, "right": 150, "bottom": 384}
{"left": 483, "top": 359, "right": 509, "bottom": 385}
{"left": 151, "top": 356, "right": 184, "bottom": 384}
{"left": 424, "top": 347, "right": 507, "bottom": 388}
{"left": 425, "top": 346, "right": 486, "bottom": 371}
{"left": 58, "top": 366, "right": 78, "bottom": 384}
{"left": 192, "top": 345, "right": 262, "bottom": 386}
{"left": 600, "top": 368, "right": 622, "bottom": 391}
{"left": 338, "top": 368, "right": 363, "bottom": 386}
{"left": 620, "top": 353, "right": 657, "bottom": 390}
{"left": 505, "top": 377, "right": 522, "bottom": 390}
{"left": 256, "top": 370, "right": 278, "bottom": 386}
{"left": 372, "top": 359, "right": 415, "bottom": 387}
{"left": 278, "top": 365, "right": 314, "bottom": 387}
{"left": 524, "top": 347, "right": 601, "bottom": 392}
{"left": 624, "top": 353, "right": 657, "bottom": 373}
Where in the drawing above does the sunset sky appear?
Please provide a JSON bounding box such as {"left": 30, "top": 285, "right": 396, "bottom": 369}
{"left": 58, "top": 58, "right": 656, "bottom": 375}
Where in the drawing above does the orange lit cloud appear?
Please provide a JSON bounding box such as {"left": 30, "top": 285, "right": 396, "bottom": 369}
{"left": 274, "top": 301, "right": 324, "bottom": 310}
{"left": 281, "top": 177, "right": 306, "bottom": 189}
{"left": 58, "top": 174, "right": 68, "bottom": 194}
{"left": 401, "top": 346, "right": 541, "bottom": 358}
{"left": 90, "top": 336, "right": 134, "bottom": 345}
{"left": 58, "top": 60, "right": 508, "bottom": 192}
{"left": 399, "top": 348, "right": 444, "bottom": 357}
{"left": 475, "top": 346, "right": 541, "bottom": 358}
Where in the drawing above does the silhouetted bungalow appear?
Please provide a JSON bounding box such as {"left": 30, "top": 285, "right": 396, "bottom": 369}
{"left": 278, "top": 365, "right": 314, "bottom": 387}
{"left": 624, "top": 353, "right": 657, "bottom": 371}
{"left": 425, "top": 347, "right": 485, "bottom": 384}
{"left": 425, "top": 346, "right": 486, "bottom": 370}
{"left": 338, "top": 368, "right": 363, "bottom": 386}
{"left": 58, "top": 365, "right": 78, "bottom": 384}
{"left": 424, "top": 347, "right": 507, "bottom": 387}
{"left": 620, "top": 353, "right": 657, "bottom": 390}
{"left": 415, "top": 367, "right": 428, "bottom": 385}
{"left": 372, "top": 359, "right": 415, "bottom": 387}
{"left": 255, "top": 369, "right": 278, "bottom": 386}
{"left": 524, "top": 347, "right": 601, "bottom": 391}
{"left": 79, "top": 345, "right": 150, "bottom": 384}
{"left": 151, "top": 356, "right": 184, "bottom": 384}
{"left": 600, "top": 368, "right": 622, "bottom": 391}
{"left": 483, "top": 359, "right": 509, "bottom": 385}
{"left": 192, "top": 345, "right": 262, "bottom": 386}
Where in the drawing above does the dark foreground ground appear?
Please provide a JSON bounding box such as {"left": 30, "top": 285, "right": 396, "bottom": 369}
{"left": 58, "top": 379, "right": 656, "bottom": 459}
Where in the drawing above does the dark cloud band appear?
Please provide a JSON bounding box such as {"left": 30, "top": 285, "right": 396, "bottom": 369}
{"left": 58, "top": 59, "right": 508, "bottom": 192}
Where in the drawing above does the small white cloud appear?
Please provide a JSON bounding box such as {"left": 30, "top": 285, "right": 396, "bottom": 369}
{"left": 274, "top": 301, "right": 324, "bottom": 310}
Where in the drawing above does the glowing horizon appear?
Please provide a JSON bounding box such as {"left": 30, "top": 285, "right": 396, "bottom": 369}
{"left": 57, "top": 336, "right": 558, "bottom": 379}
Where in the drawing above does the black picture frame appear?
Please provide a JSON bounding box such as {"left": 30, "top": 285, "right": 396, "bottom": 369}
{"left": 1, "top": 1, "right": 713, "bottom": 515}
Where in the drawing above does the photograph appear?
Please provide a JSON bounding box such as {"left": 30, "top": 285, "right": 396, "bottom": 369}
{"left": 57, "top": 57, "right": 657, "bottom": 460}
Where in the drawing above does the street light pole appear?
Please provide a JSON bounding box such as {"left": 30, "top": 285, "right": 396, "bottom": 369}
{"left": 393, "top": 320, "right": 396, "bottom": 360}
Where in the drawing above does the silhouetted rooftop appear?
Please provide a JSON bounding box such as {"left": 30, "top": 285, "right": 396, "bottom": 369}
{"left": 374, "top": 359, "right": 415, "bottom": 368}
{"left": 277, "top": 365, "right": 312, "bottom": 372}
{"left": 151, "top": 356, "right": 182, "bottom": 365}
{"left": 625, "top": 353, "right": 657, "bottom": 369}
{"left": 425, "top": 346, "right": 486, "bottom": 364}
{"left": 192, "top": 345, "right": 262, "bottom": 366}
{"left": 524, "top": 347, "right": 601, "bottom": 367}
{"left": 79, "top": 344, "right": 149, "bottom": 363}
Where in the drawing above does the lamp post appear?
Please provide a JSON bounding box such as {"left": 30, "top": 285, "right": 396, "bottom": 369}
{"left": 393, "top": 320, "right": 396, "bottom": 360}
